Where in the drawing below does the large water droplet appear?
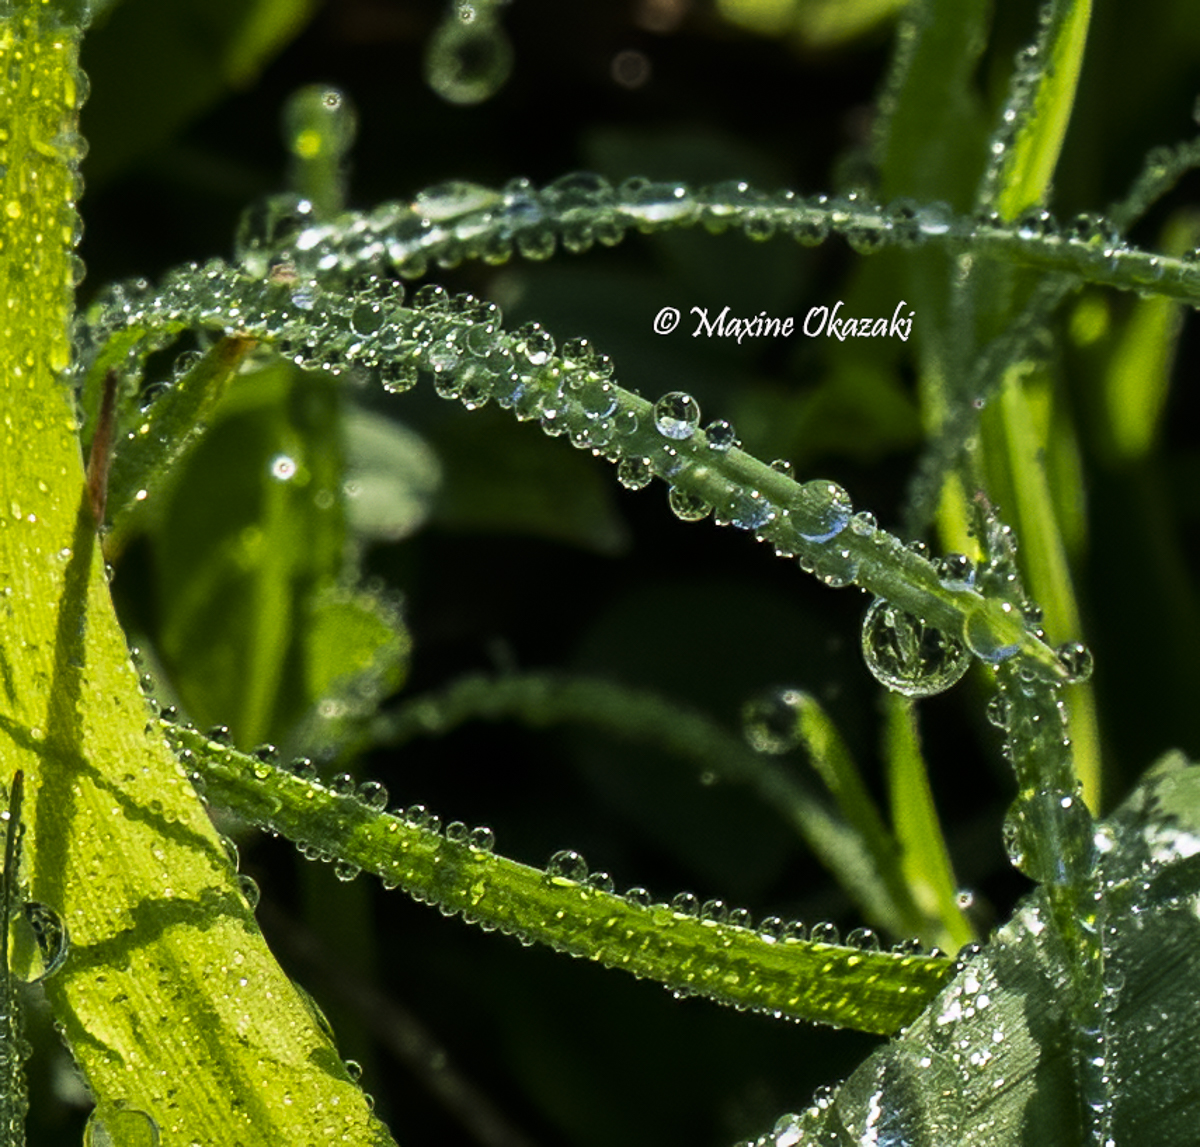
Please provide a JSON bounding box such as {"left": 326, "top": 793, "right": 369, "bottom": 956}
{"left": 861, "top": 598, "right": 970, "bottom": 697}
{"left": 794, "top": 480, "right": 852, "bottom": 543}
{"left": 84, "top": 1106, "right": 160, "bottom": 1147}
{"left": 9, "top": 901, "right": 70, "bottom": 983}
{"left": 653, "top": 391, "right": 701, "bottom": 440}
{"left": 546, "top": 849, "right": 588, "bottom": 883}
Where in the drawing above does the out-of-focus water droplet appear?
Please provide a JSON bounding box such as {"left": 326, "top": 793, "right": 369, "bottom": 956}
{"left": 861, "top": 598, "right": 970, "bottom": 697}
{"left": 742, "top": 687, "right": 806, "bottom": 754}
{"left": 653, "top": 391, "right": 701, "bottom": 440}
{"left": 985, "top": 693, "right": 1011, "bottom": 729}
{"left": 283, "top": 85, "right": 357, "bottom": 166}
{"left": 424, "top": 3, "right": 514, "bottom": 106}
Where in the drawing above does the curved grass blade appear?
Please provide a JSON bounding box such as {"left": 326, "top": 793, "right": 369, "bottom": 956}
{"left": 171, "top": 722, "right": 956, "bottom": 1035}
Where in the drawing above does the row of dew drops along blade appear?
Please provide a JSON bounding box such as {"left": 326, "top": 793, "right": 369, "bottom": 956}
{"left": 79, "top": 252, "right": 1094, "bottom": 700}
{"left": 163, "top": 717, "right": 949, "bottom": 970}
{"left": 224, "top": 169, "right": 1200, "bottom": 294}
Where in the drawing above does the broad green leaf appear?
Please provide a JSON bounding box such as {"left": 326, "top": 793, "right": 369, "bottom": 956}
{"left": 759, "top": 756, "right": 1200, "bottom": 1144}
{"left": 0, "top": 13, "right": 389, "bottom": 1140}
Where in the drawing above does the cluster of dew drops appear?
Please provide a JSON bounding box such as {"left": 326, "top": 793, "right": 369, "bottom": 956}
{"left": 156, "top": 697, "right": 937, "bottom": 972}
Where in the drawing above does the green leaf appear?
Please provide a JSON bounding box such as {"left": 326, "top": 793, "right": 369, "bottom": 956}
{"left": 989, "top": 0, "right": 1094, "bottom": 218}
{"left": 884, "top": 695, "right": 975, "bottom": 951}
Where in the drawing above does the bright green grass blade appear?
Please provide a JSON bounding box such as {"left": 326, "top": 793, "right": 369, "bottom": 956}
{"left": 986, "top": 0, "right": 1094, "bottom": 218}
{"left": 884, "top": 696, "right": 975, "bottom": 952}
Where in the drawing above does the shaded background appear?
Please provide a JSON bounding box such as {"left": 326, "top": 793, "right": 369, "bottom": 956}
{"left": 35, "top": 0, "right": 1200, "bottom": 1143}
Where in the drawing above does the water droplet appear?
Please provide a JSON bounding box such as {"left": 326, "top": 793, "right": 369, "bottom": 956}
{"left": 334, "top": 859, "right": 361, "bottom": 882}
{"left": 963, "top": 602, "right": 1022, "bottom": 664}
{"left": 514, "top": 321, "right": 555, "bottom": 365}
{"left": 616, "top": 456, "right": 653, "bottom": 490}
{"left": 1055, "top": 640, "right": 1094, "bottom": 683}
{"left": 1001, "top": 812, "right": 1025, "bottom": 870}
{"left": 424, "top": 4, "right": 514, "bottom": 106}
{"left": 704, "top": 419, "right": 739, "bottom": 452}
{"left": 985, "top": 693, "right": 1011, "bottom": 729}
{"left": 936, "top": 552, "right": 975, "bottom": 588}
{"left": 670, "top": 891, "right": 700, "bottom": 917}
{"left": 9, "top": 902, "right": 70, "bottom": 982}
{"left": 742, "top": 687, "right": 805, "bottom": 754}
{"left": 795, "top": 480, "right": 852, "bottom": 542}
{"left": 330, "top": 773, "right": 356, "bottom": 797}
{"left": 283, "top": 84, "right": 357, "bottom": 166}
{"left": 84, "top": 1105, "right": 160, "bottom": 1147}
{"left": 758, "top": 916, "right": 785, "bottom": 942}
{"left": 468, "top": 825, "right": 495, "bottom": 852}
{"left": 808, "top": 921, "right": 838, "bottom": 945}
{"left": 668, "top": 486, "right": 711, "bottom": 521}
{"left": 238, "top": 874, "right": 261, "bottom": 909}
{"left": 653, "top": 391, "right": 701, "bottom": 440}
{"left": 357, "top": 780, "right": 389, "bottom": 811}
{"left": 861, "top": 598, "right": 971, "bottom": 697}
{"left": 846, "top": 926, "right": 880, "bottom": 951}
{"left": 380, "top": 359, "right": 419, "bottom": 394}
{"left": 546, "top": 849, "right": 588, "bottom": 883}
{"left": 625, "top": 886, "right": 652, "bottom": 908}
